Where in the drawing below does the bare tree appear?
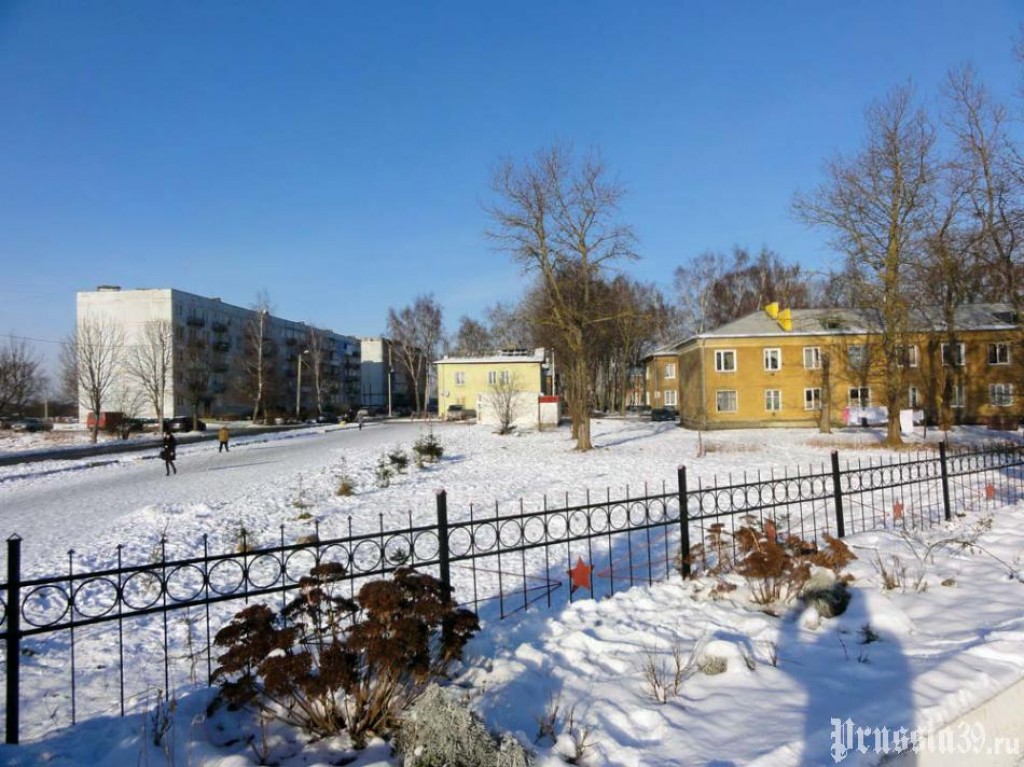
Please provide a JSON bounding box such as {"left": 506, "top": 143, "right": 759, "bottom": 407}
{"left": 673, "top": 250, "right": 727, "bottom": 337}
{"left": 487, "top": 144, "right": 637, "bottom": 451}
{"left": 304, "top": 325, "right": 331, "bottom": 417}
{"left": 451, "top": 317, "right": 493, "bottom": 356}
{"left": 124, "top": 320, "right": 173, "bottom": 425}
{"left": 182, "top": 336, "right": 212, "bottom": 429}
{"left": 794, "top": 85, "right": 937, "bottom": 446}
{"left": 61, "top": 316, "right": 125, "bottom": 443}
{"left": 486, "top": 372, "right": 528, "bottom": 435}
{"left": 387, "top": 295, "right": 443, "bottom": 415}
{"left": 0, "top": 336, "right": 45, "bottom": 416}
{"left": 242, "top": 293, "right": 274, "bottom": 422}
{"left": 486, "top": 301, "right": 534, "bottom": 349}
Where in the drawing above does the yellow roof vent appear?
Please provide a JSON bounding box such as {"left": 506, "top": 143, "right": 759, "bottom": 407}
{"left": 778, "top": 308, "right": 792, "bottom": 332}
{"left": 764, "top": 302, "right": 779, "bottom": 319}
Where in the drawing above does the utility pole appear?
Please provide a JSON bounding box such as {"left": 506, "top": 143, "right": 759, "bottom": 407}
{"left": 386, "top": 341, "right": 393, "bottom": 417}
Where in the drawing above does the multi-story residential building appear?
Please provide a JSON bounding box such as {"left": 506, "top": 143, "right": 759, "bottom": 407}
{"left": 435, "top": 348, "right": 556, "bottom": 428}
{"left": 641, "top": 349, "right": 681, "bottom": 411}
{"left": 358, "top": 337, "right": 428, "bottom": 414}
{"left": 648, "top": 302, "right": 1023, "bottom": 430}
{"left": 76, "top": 286, "right": 363, "bottom": 421}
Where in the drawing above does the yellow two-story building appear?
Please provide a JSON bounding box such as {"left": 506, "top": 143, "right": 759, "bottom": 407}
{"left": 647, "top": 303, "right": 1023, "bottom": 430}
{"left": 435, "top": 348, "right": 556, "bottom": 429}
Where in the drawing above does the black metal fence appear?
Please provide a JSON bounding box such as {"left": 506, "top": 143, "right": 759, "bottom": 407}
{"left": 2, "top": 440, "right": 1022, "bottom": 744}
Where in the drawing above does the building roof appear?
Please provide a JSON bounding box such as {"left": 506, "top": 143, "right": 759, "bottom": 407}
{"left": 671, "top": 303, "right": 1019, "bottom": 348}
{"left": 435, "top": 348, "right": 547, "bottom": 365}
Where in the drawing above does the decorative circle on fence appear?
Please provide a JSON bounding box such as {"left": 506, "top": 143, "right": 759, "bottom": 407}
{"left": 22, "top": 584, "right": 71, "bottom": 628}
{"left": 567, "top": 510, "right": 591, "bottom": 537}
{"left": 522, "top": 516, "right": 548, "bottom": 546}
{"left": 283, "top": 548, "right": 320, "bottom": 582}
{"left": 121, "top": 571, "right": 164, "bottom": 611}
{"left": 350, "top": 539, "right": 385, "bottom": 574}
{"left": 164, "top": 564, "right": 207, "bottom": 603}
{"left": 247, "top": 553, "right": 284, "bottom": 590}
{"left": 409, "top": 529, "right": 441, "bottom": 562}
{"left": 499, "top": 518, "right": 525, "bottom": 548}
{"left": 207, "top": 559, "right": 247, "bottom": 596}
{"left": 72, "top": 577, "right": 120, "bottom": 619}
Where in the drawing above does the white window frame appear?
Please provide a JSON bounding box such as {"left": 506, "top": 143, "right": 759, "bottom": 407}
{"left": 765, "top": 389, "right": 782, "bottom": 412}
{"left": 908, "top": 386, "right": 920, "bottom": 409}
{"left": 990, "top": 383, "right": 1014, "bottom": 407}
{"left": 898, "top": 345, "right": 919, "bottom": 368}
{"left": 664, "top": 363, "right": 676, "bottom": 380}
{"left": 454, "top": 371, "right": 466, "bottom": 387}
{"left": 487, "top": 370, "right": 497, "bottom": 385}
{"left": 763, "top": 348, "right": 782, "bottom": 372}
{"left": 803, "top": 347, "right": 821, "bottom": 370}
{"left": 942, "top": 343, "right": 966, "bottom": 367}
{"left": 804, "top": 388, "right": 822, "bottom": 411}
{"left": 988, "top": 343, "right": 1010, "bottom": 366}
{"left": 499, "top": 370, "right": 510, "bottom": 384}
{"left": 716, "top": 390, "right": 738, "bottom": 413}
{"left": 847, "top": 345, "right": 866, "bottom": 368}
{"left": 664, "top": 389, "right": 677, "bottom": 407}
{"left": 715, "top": 349, "right": 736, "bottom": 373}
{"left": 950, "top": 384, "right": 965, "bottom": 409}
{"left": 848, "top": 387, "right": 871, "bottom": 408}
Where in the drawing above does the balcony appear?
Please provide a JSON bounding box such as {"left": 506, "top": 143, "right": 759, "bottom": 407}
{"left": 186, "top": 315, "right": 205, "bottom": 327}
{"left": 211, "top": 321, "right": 229, "bottom": 333}
{"left": 213, "top": 340, "right": 230, "bottom": 352}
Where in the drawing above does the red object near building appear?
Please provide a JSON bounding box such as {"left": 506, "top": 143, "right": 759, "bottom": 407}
{"left": 86, "top": 411, "right": 123, "bottom": 430}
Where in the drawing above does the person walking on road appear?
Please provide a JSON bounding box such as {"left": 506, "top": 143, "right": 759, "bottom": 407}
{"left": 160, "top": 430, "right": 177, "bottom": 476}
{"left": 357, "top": 412, "right": 365, "bottom": 431}
{"left": 218, "top": 425, "right": 230, "bottom": 452}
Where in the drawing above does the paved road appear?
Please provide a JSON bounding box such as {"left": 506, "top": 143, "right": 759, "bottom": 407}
{"left": 0, "top": 421, "right": 425, "bottom": 572}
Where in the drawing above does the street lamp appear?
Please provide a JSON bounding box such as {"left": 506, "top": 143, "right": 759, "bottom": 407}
{"left": 386, "top": 342, "right": 393, "bottom": 417}
{"left": 295, "top": 349, "right": 309, "bottom": 418}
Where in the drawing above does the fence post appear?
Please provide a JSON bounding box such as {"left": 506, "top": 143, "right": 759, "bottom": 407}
{"left": 435, "top": 490, "right": 451, "bottom": 596}
{"left": 830, "top": 451, "right": 846, "bottom": 539}
{"left": 677, "top": 466, "right": 691, "bottom": 579}
{"left": 939, "top": 441, "right": 952, "bottom": 522}
{"left": 5, "top": 535, "right": 21, "bottom": 745}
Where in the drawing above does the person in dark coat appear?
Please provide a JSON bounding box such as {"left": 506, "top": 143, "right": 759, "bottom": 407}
{"left": 160, "top": 430, "right": 177, "bottom": 475}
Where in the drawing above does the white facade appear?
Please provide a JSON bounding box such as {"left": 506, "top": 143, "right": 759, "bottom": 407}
{"left": 76, "top": 286, "right": 362, "bottom": 421}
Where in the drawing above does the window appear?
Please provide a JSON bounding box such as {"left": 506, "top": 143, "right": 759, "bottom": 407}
{"left": 763, "top": 348, "right": 781, "bottom": 371}
{"left": 664, "top": 363, "right": 676, "bottom": 379}
{"left": 898, "top": 345, "right": 919, "bottom": 368}
{"left": 499, "top": 370, "right": 510, "bottom": 384}
{"left": 908, "top": 386, "right": 920, "bottom": 409}
{"left": 664, "top": 390, "right": 677, "bottom": 406}
{"left": 988, "top": 343, "right": 1010, "bottom": 365}
{"left": 849, "top": 387, "right": 871, "bottom": 407}
{"left": 454, "top": 372, "right": 466, "bottom": 386}
{"left": 804, "top": 388, "right": 822, "bottom": 411}
{"left": 942, "top": 343, "right": 966, "bottom": 367}
{"left": 803, "top": 347, "right": 821, "bottom": 370}
{"left": 715, "top": 350, "right": 736, "bottom": 373}
{"left": 951, "top": 384, "right": 965, "bottom": 409}
{"left": 765, "top": 389, "right": 782, "bottom": 411}
{"left": 990, "top": 383, "right": 1014, "bottom": 407}
{"left": 487, "top": 371, "right": 497, "bottom": 385}
{"left": 847, "top": 345, "right": 866, "bottom": 368}
{"left": 716, "top": 390, "right": 738, "bottom": 413}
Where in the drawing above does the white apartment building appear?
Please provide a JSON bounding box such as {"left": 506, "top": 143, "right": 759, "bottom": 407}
{"left": 77, "top": 286, "right": 363, "bottom": 421}
{"left": 359, "top": 337, "right": 425, "bottom": 414}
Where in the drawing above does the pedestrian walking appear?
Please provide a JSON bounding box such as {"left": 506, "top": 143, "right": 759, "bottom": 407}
{"left": 357, "top": 412, "right": 364, "bottom": 430}
{"left": 160, "top": 430, "right": 177, "bottom": 475}
{"left": 218, "top": 425, "right": 230, "bottom": 452}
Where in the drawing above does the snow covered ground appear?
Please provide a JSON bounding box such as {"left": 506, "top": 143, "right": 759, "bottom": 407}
{"left": 0, "top": 418, "right": 1021, "bottom": 766}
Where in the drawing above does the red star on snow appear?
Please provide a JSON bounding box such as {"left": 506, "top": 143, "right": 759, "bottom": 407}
{"left": 568, "top": 556, "right": 593, "bottom": 593}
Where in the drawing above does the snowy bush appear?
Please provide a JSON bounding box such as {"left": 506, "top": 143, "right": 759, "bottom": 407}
{"left": 395, "top": 684, "right": 531, "bottom": 767}
{"left": 212, "top": 565, "right": 480, "bottom": 746}
{"left": 375, "top": 455, "right": 394, "bottom": 487}
{"left": 413, "top": 432, "right": 444, "bottom": 466}
{"left": 389, "top": 447, "right": 410, "bottom": 473}
{"left": 799, "top": 569, "right": 851, "bottom": 618}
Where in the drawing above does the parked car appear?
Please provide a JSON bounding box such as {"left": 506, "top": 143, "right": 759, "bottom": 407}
{"left": 11, "top": 417, "right": 53, "bottom": 432}
{"left": 649, "top": 407, "right": 678, "bottom": 422}
{"left": 313, "top": 414, "right": 339, "bottom": 424}
{"left": 165, "top": 416, "right": 207, "bottom": 433}
{"left": 446, "top": 404, "right": 466, "bottom": 421}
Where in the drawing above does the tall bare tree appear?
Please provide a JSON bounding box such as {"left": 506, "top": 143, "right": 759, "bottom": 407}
{"left": 486, "top": 371, "right": 528, "bottom": 435}
{"left": 124, "top": 320, "right": 173, "bottom": 425}
{"left": 794, "top": 85, "right": 937, "bottom": 446}
{"left": 304, "top": 325, "right": 331, "bottom": 417}
{"left": 487, "top": 145, "right": 637, "bottom": 451}
{"left": 242, "top": 293, "right": 274, "bottom": 422}
{"left": 61, "top": 316, "right": 125, "bottom": 443}
{"left": 672, "top": 250, "right": 727, "bottom": 337}
{"left": 0, "top": 336, "right": 45, "bottom": 417}
{"left": 182, "top": 337, "right": 212, "bottom": 429}
{"left": 451, "top": 317, "right": 493, "bottom": 356}
{"left": 386, "top": 295, "right": 443, "bottom": 414}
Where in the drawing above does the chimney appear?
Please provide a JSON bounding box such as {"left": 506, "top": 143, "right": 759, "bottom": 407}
{"left": 764, "top": 302, "right": 779, "bottom": 319}
{"left": 778, "top": 308, "right": 792, "bottom": 332}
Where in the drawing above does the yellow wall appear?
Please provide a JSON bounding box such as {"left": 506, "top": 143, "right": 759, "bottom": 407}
{"left": 435, "top": 359, "right": 545, "bottom": 416}
{"left": 644, "top": 355, "right": 681, "bottom": 409}
{"left": 669, "top": 327, "right": 1024, "bottom": 429}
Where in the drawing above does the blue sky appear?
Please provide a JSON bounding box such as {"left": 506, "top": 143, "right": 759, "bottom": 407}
{"left": 1, "top": 1, "right": 1022, "bottom": 374}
